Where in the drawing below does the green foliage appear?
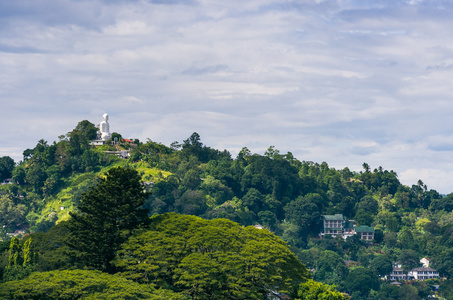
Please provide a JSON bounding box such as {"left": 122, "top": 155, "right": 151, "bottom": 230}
{"left": 22, "top": 238, "right": 34, "bottom": 267}
{"left": 369, "top": 255, "right": 393, "bottom": 277}
{"left": 26, "top": 222, "right": 72, "bottom": 271}
{"left": 345, "top": 267, "right": 380, "bottom": 297}
{"left": 0, "top": 194, "right": 26, "bottom": 230}
{"left": 114, "top": 213, "right": 310, "bottom": 299}
{"left": 284, "top": 195, "right": 322, "bottom": 237}
{"left": 398, "top": 249, "right": 420, "bottom": 273}
{"left": 6, "top": 122, "right": 453, "bottom": 298}
{"left": 8, "top": 237, "right": 22, "bottom": 267}
{"left": 314, "top": 250, "right": 348, "bottom": 283}
{"left": 67, "top": 167, "right": 148, "bottom": 272}
{"left": 296, "top": 279, "right": 348, "bottom": 300}
{"left": 2, "top": 237, "right": 36, "bottom": 282}
{"left": 0, "top": 156, "right": 15, "bottom": 182}
{"left": 0, "top": 269, "right": 188, "bottom": 299}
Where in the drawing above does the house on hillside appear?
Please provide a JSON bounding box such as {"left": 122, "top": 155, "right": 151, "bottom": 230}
{"left": 421, "top": 257, "right": 431, "bottom": 268}
{"left": 320, "top": 214, "right": 345, "bottom": 237}
{"left": 320, "top": 214, "right": 374, "bottom": 241}
{"left": 388, "top": 266, "right": 407, "bottom": 281}
{"left": 354, "top": 225, "right": 374, "bottom": 241}
{"left": 408, "top": 267, "right": 440, "bottom": 280}
{"left": 1, "top": 178, "right": 12, "bottom": 185}
{"left": 343, "top": 221, "right": 356, "bottom": 238}
{"left": 387, "top": 259, "right": 441, "bottom": 281}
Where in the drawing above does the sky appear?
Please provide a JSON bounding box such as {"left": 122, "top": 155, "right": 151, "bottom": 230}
{"left": 1, "top": 0, "right": 453, "bottom": 193}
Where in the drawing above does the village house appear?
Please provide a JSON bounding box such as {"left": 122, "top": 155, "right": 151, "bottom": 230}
{"left": 388, "top": 266, "right": 407, "bottom": 281}
{"left": 354, "top": 225, "right": 375, "bottom": 241}
{"left": 320, "top": 214, "right": 345, "bottom": 237}
{"left": 408, "top": 267, "right": 440, "bottom": 280}
{"left": 320, "top": 214, "right": 374, "bottom": 241}
{"left": 387, "top": 259, "right": 441, "bottom": 281}
{"left": 420, "top": 257, "right": 431, "bottom": 268}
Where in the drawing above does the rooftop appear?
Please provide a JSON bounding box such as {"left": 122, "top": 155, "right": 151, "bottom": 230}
{"left": 355, "top": 225, "right": 375, "bottom": 233}
{"left": 323, "top": 214, "right": 344, "bottom": 221}
{"left": 411, "top": 267, "right": 438, "bottom": 272}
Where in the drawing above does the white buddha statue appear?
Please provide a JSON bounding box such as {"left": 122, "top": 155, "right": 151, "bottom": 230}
{"left": 98, "top": 113, "right": 112, "bottom": 141}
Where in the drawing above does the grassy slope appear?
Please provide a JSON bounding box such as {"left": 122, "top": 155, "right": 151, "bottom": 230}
{"left": 34, "top": 160, "right": 172, "bottom": 225}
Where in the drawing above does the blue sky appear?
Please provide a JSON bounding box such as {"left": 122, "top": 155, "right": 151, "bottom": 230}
{"left": 1, "top": 0, "right": 453, "bottom": 193}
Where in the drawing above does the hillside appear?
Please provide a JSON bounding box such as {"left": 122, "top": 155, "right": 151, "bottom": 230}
{"left": 2, "top": 120, "right": 453, "bottom": 298}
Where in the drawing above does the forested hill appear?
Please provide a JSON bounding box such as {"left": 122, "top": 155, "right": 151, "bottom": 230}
{"left": 2, "top": 120, "right": 453, "bottom": 298}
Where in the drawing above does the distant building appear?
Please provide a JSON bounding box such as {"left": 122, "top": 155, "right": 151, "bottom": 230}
{"left": 343, "top": 220, "right": 356, "bottom": 238}
{"left": 354, "top": 225, "right": 375, "bottom": 241}
{"left": 387, "top": 259, "right": 441, "bottom": 281}
{"left": 321, "top": 214, "right": 345, "bottom": 237}
{"left": 388, "top": 266, "right": 407, "bottom": 281}
{"left": 408, "top": 267, "right": 440, "bottom": 280}
{"left": 1, "top": 178, "right": 12, "bottom": 185}
{"left": 420, "top": 257, "right": 431, "bottom": 268}
{"left": 320, "top": 214, "right": 373, "bottom": 241}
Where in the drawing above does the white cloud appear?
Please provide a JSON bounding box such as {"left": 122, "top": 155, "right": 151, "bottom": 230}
{"left": 3, "top": 0, "right": 453, "bottom": 193}
{"left": 103, "top": 21, "right": 152, "bottom": 36}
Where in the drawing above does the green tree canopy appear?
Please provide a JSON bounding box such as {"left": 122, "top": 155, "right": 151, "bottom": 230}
{"left": 0, "top": 269, "right": 187, "bottom": 299}
{"left": 398, "top": 249, "right": 420, "bottom": 274}
{"left": 345, "top": 267, "right": 380, "bottom": 297}
{"left": 296, "top": 279, "right": 348, "bottom": 300}
{"left": 0, "top": 156, "right": 15, "bottom": 181}
{"left": 114, "top": 213, "right": 310, "bottom": 299}
{"left": 0, "top": 194, "right": 26, "bottom": 229}
{"left": 370, "top": 255, "right": 393, "bottom": 277}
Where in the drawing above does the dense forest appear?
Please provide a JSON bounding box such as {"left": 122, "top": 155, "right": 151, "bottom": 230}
{"left": 1, "top": 120, "right": 453, "bottom": 299}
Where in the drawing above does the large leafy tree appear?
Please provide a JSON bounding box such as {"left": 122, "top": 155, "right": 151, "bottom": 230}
{"left": 284, "top": 195, "right": 322, "bottom": 237}
{"left": 67, "top": 120, "right": 98, "bottom": 156}
{"left": 114, "top": 213, "right": 310, "bottom": 299}
{"left": 67, "top": 167, "right": 149, "bottom": 272}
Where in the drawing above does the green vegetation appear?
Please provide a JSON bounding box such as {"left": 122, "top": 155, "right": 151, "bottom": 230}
{"left": 115, "top": 213, "right": 309, "bottom": 299}
{"left": 3, "top": 121, "right": 453, "bottom": 298}
{"left": 67, "top": 167, "right": 149, "bottom": 272}
{"left": 0, "top": 269, "right": 188, "bottom": 299}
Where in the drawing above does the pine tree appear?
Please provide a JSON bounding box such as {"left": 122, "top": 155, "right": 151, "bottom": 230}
{"left": 67, "top": 166, "right": 149, "bottom": 272}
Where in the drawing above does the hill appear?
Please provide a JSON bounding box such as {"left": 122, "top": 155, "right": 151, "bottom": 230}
{"left": 2, "top": 120, "right": 453, "bottom": 298}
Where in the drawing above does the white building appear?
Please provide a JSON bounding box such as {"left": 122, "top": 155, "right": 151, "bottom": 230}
{"left": 420, "top": 257, "right": 431, "bottom": 268}
{"left": 388, "top": 266, "right": 407, "bottom": 281}
{"left": 408, "top": 267, "right": 440, "bottom": 280}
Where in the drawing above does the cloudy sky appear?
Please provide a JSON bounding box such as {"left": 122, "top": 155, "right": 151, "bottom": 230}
{"left": 1, "top": 0, "right": 453, "bottom": 193}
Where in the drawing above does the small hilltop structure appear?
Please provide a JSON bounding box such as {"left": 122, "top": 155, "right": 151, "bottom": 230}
{"left": 91, "top": 113, "right": 112, "bottom": 146}
{"left": 90, "top": 113, "right": 135, "bottom": 159}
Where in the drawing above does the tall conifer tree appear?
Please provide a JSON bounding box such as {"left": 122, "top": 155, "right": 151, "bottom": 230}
{"left": 67, "top": 167, "right": 148, "bottom": 272}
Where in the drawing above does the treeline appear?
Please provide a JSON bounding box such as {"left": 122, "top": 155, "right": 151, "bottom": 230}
{"left": 0, "top": 167, "right": 345, "bottom": 300}
{"left": 2, "top": 121, "right": 453, "bottom": 298}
